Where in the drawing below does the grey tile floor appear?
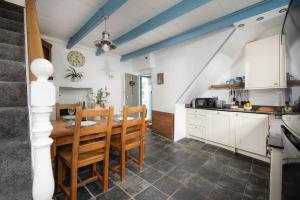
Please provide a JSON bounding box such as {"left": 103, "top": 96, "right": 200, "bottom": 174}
{"left": 55, "top": 131, "right": 299, "bottom": 200}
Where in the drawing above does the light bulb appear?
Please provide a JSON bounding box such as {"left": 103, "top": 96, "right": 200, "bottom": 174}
{"left": 102, "top": 43, "right": 110, "bottom": 52}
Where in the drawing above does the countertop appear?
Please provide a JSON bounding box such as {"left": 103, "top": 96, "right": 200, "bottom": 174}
{"left": 185, "top": 104, "right": 300, "bottom": 115}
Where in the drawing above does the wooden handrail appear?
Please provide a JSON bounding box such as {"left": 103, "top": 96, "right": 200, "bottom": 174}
{"left": 26, "top": 0, "right": 44, "bottom": 81}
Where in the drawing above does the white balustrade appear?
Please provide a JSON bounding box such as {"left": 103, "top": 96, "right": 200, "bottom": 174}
{"left": 30, "top": 58, "right": 55, "bottom": 200}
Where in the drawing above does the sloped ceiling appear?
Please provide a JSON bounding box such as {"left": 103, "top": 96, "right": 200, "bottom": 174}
{"left": 36, "top": 0, "right": 262, "bottom": 56}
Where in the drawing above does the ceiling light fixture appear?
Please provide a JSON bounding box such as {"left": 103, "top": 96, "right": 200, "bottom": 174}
{"left": 94, "top": 16, "right": 116, "bottom": 52}
{"left": 256, "top": 16, "right": 264, "bottom": 21}
{"left": 279, "top": 8, "right": 288, "bottom": 13}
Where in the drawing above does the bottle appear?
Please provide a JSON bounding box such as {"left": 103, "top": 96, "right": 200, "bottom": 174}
{"left": 82, "top": 101, "right": 87, "bottom": 121}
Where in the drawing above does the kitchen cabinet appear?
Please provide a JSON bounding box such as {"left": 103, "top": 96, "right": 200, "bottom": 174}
{"left": 185, "top": 109, "right": 270, "bottom": 157}
{"left": 245, "top": 34, "right": 286, "bottom": 89}
{"left": 207, "top": 111, "right": 234, "bottom": 147}
{"left": 186, "top": 109, "right": 207, "bottom": 139}
{"left": 234, "top": 113, "right": 269, "bottom": 156}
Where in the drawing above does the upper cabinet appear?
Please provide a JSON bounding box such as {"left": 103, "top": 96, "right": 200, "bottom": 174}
{"left": 245, "top": 34, "right": 286, "bottom": 89}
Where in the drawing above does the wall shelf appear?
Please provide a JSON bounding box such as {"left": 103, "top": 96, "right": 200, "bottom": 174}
{"left": 210, "top": 83, "right": 245, "bottom": 90}
{"left": 287, "top": 80, "right": 300, "bottom": 87}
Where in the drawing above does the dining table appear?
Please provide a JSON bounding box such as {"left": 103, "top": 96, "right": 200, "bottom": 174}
{"left": 50, "top": 117, "right": 150, "bottom": 158}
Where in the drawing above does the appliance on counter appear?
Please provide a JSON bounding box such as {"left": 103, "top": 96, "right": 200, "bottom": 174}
{"left": 190, "top": 97, "right": 218, "bottom": 108}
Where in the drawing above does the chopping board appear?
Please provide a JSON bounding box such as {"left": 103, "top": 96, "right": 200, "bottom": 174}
{"left": 257, "top": 107, "right": 275, "bottom": 113}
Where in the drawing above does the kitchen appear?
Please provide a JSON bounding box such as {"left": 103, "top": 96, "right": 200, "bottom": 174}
{"left": 1, "top": 0, "right": 300, "bottom": 200}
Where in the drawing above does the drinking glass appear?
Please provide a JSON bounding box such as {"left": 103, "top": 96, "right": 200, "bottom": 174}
{"left": 68, "top": 108, "right": 75, "bottom": 116}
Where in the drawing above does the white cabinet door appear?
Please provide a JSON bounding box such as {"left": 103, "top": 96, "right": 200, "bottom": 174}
{"left": 187, "top": 124, "right": 206, "bottom": 139}
{"left": 186, "top": 109, "right": 208, "bottom": 139}
{"left": 245, "top": 35, "right": 282, "bottom": 89}
{"left": 234, "top": 113, "right": 269, "bottom": 156}
{"left": 208, "top": 111, "right": 234, "bottom": 147}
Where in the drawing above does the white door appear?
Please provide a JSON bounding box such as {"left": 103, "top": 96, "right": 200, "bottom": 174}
{"left": 234, "top": 113, "right": 269, "bottom": 156}
{"left": 125, "top": 73, "right": 139, "bottom": 107}
{"left": 245, "top": 35, "right": 280, "bottom": 89}
{"left": 208, "top": 111, "right": 234, "bottom": 147}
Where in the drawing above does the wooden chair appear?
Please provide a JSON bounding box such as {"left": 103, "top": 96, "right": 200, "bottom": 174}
{"left": 57, "top": 106, "right": 114, "bottom": 200}
{"left": 56, "top": 103, "right": 80, "bottom": 120}
{"left": 110, "top": 105, "right": 146, "bottom": 181}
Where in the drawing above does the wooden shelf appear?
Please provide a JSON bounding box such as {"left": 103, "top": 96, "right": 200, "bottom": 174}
{"left": 287, "top": 80, "right": 300, "bottom": 87}
{"left": 210, "top": 83, "right": 245, "bottom": 89}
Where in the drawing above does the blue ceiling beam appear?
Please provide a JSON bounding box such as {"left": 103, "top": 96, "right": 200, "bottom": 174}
{"left": 121, "top": 0, "right": 289, "bottom": 61}
{"left": 66, "top": 0, "right": 127, "bottom": 49}
{"left": 96, "top": 0, "right": 212, "bottom": 55}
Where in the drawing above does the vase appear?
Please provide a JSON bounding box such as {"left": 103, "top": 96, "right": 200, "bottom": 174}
{"left": 71, "top": 77, "right": 81, "bottom": 82}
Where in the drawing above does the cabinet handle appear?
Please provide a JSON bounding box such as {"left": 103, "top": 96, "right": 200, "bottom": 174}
{"left": 274, "top": 83, "right": 278, "bottom": 85}
{"left": 236, "top": 114, "right": 239, "bottom": 116}
{"left": 217, "top": 112, "right": 220, "bottom": 114}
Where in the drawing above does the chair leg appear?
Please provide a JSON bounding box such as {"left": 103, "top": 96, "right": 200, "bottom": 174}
{"left": 103, "top": 158, "right": 109, "bottom": 192}
{"left": 139, "top": 143, "right": 145, "bottom": 171}
{"left": 92, "top": 163, "right": 97, "bottom": 176}
{"left": 126, "top": 150, "right": 129, "bottom": 161}
{"left": 70, "top": 167, "right": 78, "bottom": 200}
{"left": 57, "top": 157, "right": 63, "bottom": 191}
{"left": 120, "top": 149, "right": 126, "bottom": 182}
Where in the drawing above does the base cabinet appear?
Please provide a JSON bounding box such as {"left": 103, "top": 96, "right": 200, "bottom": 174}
{"left": 207, "top": 111, "right": 234, "bottom": 147}
{"left": 234, "top": 113, "right": 269, "bottom": 156}
{"left": 187, "top": 124, "right": 206, "bottom": 139}
{"left": 186, "top": 109, "right": 269, "bottom": 157}
{"left": 186, "top": 109, "right": 207, "bottom": 139}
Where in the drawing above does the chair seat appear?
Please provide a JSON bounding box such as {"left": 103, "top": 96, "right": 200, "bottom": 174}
{"left": 111, "top": 138, "right": 141, "bottom": 151}
{"left": 58, "top": 148, "right": 105, "bottom": 168}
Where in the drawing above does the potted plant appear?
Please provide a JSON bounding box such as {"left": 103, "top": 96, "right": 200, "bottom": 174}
{"left": 65, "top": 66, "right": 84, "bottom": 82}
{"left": 95, "top": 87, "right": 110, "bottom": 108}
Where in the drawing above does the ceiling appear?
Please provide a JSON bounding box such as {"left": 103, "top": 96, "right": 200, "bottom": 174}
{"left": 36, "top": 0, "right": 264, "bottom": 56}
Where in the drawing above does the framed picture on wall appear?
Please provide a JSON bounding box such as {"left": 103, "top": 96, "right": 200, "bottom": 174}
{"left": 157, "top": 73, "right": 164, "bottom": 85}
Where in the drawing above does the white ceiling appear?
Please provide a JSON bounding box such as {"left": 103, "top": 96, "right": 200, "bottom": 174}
{"left": 36, "top": 0, "right": 263, "bottom": 56}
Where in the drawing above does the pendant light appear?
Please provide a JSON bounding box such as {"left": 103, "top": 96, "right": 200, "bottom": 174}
{"left": 94, "top": 16, "right": 116, "bottom": 52}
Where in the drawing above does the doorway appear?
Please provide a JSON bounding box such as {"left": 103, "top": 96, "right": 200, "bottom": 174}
{"left": 140, "top": 76, "right": 152, "bottom": 119}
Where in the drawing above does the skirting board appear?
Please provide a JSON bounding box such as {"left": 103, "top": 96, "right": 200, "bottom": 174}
{"left": 188, "top": 135, "right": 270, "bottom": 163}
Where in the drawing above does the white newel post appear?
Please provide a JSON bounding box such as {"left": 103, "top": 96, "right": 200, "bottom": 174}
{"left": 30, "top": 58, "right": 55, "bottom": 200}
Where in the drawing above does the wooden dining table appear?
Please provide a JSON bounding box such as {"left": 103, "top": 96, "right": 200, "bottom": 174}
{"left": 50, "top": 118, "right": 150, "bottom": 158}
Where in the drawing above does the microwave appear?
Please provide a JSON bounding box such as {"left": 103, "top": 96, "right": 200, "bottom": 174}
{"left": 191, "top": 98, "right": 217, "bottom": 108}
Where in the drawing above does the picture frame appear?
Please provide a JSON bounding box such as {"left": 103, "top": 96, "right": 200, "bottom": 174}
{"left": 157, "top": 73, "right": 164, "bottom": 85}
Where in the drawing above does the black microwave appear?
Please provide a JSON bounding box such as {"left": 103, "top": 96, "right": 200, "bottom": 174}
{"left": 191, "top": 98, "right": 217, "bottom": 108}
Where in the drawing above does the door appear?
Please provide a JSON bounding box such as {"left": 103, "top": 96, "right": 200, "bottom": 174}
{"left": 140, "top": 76, "right": 152, "bottom": 119}
{"left": 245, "top": 35, "right": 280, "bottom": 89}
{"left": 125, "top": 73, "right": 139, "bottom": 107}
{"left": 235, "top": 113, "right": 269, "bottom": 156}
{"left": 208, "top": 111, "right": 234, "bottom": 147}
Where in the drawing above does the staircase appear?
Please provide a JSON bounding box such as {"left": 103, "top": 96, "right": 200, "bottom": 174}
{"left": 0, "top": 1, "right": 32, "bottom": 199}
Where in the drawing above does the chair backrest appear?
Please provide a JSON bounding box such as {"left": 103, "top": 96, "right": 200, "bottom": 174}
{"left": 121, "top": 105, "right": 146, "bottom": 145}
{"left": 56, "top": 103, "right": 80, "bottom": 119}
{"left": 72, "top": 106, "right": 114, "bottom": 165}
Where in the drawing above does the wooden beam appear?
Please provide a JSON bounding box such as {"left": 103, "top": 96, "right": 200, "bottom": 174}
{"left": 66, "top": 0, "right": 127, "bottom": 49}
{"left": 96, "top": 0, "right": 211, "bottom": 55}
{"left": 120, "top": 0, "right": 289, "bottom": 61}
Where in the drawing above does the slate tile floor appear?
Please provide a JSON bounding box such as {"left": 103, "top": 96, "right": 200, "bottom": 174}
{"left": 55, "top": 131, "right": 298, "bottom": 200}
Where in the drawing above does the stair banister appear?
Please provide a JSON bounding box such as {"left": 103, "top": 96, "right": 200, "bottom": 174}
{"left": 31, "top": 58, "right": 55, "bottom": 200}
{"left": 26, "top": 0, "right": 44, "bottom": 81}
{"left": 25, "top": 0, "right": 55, "bottom": 198}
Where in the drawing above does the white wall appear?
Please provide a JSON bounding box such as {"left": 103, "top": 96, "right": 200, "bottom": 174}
{"left": 42, "top": 36, "right": 134, "bottom": 115}
{"left": 150, "top": 28, "right": 234, "bottom": 113}
{"left": 140, "top": 16, "right": 286, "bottom": 114}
